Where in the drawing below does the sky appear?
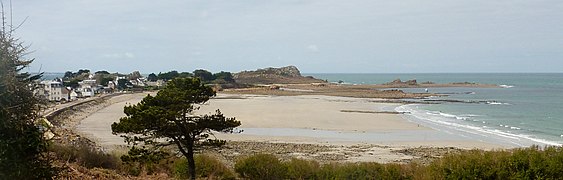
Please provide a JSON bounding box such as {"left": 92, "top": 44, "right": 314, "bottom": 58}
{"left": 12, "top": 0, "right": 563, "bottom": 73}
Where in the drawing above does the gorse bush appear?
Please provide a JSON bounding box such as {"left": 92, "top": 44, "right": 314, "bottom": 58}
{"left": 175, "top": 154, "right": 235, "bottom": 180}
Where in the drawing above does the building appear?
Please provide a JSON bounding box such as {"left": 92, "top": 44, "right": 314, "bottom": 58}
{"left": 69, "top": 89, "right": 80, "bottom": 100}
{"left": 78, "top": 79, "right": 97, "bottom": 97}
{"left": 38, "top": 80, "right": 69, "bottom": 101}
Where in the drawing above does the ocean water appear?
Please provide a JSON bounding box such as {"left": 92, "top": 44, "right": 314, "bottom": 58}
{"left": 306, "top": 73, "right": 563, "bottom": 147}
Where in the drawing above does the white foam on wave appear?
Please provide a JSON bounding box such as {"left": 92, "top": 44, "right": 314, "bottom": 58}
{"left": 500, "top": 85, "right": 514, "bottom": 88}
{"left": 487, "top": 101, "right": 511, "bottom": 105}
{"left": 396, "top": 104, "right": 563, "bottom": 147}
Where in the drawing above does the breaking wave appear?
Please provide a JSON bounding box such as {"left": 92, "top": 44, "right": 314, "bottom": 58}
{"left": 396, "top": 104, "right": 562, "bottom": 147}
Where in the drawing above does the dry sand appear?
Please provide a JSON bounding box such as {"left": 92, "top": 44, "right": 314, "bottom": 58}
{"left": 73, "top": 92, "right": 503, "bottom": 163}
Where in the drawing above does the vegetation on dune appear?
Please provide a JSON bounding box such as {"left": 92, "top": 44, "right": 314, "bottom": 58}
{"left": 111, "top": 77, "right": 240, "bottom": 180}
{"left": 233, "top": 146, "right": 563, "bottom": 180}
{"left": 45, "top": 131, "right": 563, "bottom": 179}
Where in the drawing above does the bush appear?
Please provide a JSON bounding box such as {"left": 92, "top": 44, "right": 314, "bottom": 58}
{"left": 428, "top": 149, "right": 505, "bottom": 179}
{"left": 50, "top": 143, "right": 120, "bottom": 169}
{"left": 175, "top": 154, "right": 235, "bottom": 180}
{"left": 118, "top": 147, "right": 174, "bottom": 176}
{"left": 318, "top": 162, "right": 386, "bottom": 180}
{"left": 235, "top": 154, "right": 287, "bottom": 180}
{"left": 285, "top": 158, "right": 320, "bottom": 179}
{"left": 428, "top": 146, "right": 563, "bottom": 179}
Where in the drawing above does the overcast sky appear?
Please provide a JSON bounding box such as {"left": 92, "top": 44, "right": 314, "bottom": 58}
{"left": 13, "top": 0, "right": 563, "bottom": 73}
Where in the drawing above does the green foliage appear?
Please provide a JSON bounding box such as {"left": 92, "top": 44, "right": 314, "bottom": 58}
{"left": 317, "top": 162, "right": 388, "bottom": 180}
{"left": 213, "top": 71, "right": 235, "bottom": 84}
{"left": 427, "top": 146, "right": 563, "bottom": 179}
{"left": 117, "top": 78, "right": 130, "bottom": 90}
{"left": 0, "top": 24, "right": 58, "bottom": 179}
{"left": 120, "top": 146, "right": 168, "bottom": 165}
{"left": 63, "top": 69, "right": 90, "bottom": 79}
{"left": 193, "top": 69, "right": 215, "bottom": 82}
{"left": 111, "top": 77, "right": 240, "bottom": 179}
{"left": 175, "top": 154, "right": 235, "bottom": 180}
{"left": 157, "top": 70, "right": 180, "bottom": 80}
{"left": 147, "top": 73, "right": 158, "bottom": 82}
{"left": 118, "top": 146, "right": 173, "bottom": 176}
{"left": 235, "top": 154, "right": 287, "bottom": 180}
{"left": 179, "top": 72, "right": 193, "bottom": 78}
{"left": 95, "top": 70, "right": 110, "bottom": 75}
{"left": 285, "top": 158, "right": 320, "bottom": 179}
{"left": 99, "top": 77, "right": 114, "bottom": 86}
{"left": 63, "top": 79, "right": 80, "bottom": 89}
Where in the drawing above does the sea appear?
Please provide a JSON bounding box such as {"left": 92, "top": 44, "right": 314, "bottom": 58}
{"left": 306, "top": 73, "right": 563, "bottom": 147}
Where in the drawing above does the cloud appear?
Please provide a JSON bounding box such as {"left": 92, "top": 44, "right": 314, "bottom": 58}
{"left": 306, "top": 44, "right": 319, "bottom": 52}
{"left": 101, "top": 52, "right": 135, "bottom": 59}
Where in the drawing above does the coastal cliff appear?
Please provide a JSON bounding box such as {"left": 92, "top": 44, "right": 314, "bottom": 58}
{"left": 233, "top": 65, "right": 325, "bottom": 84}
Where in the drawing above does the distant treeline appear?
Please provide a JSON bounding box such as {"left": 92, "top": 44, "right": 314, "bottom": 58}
{"left": 59, "top": 69, "right": 237, "bottom": 89}
{"left": 148, "top": 69, "right": 235, "bottom": 84}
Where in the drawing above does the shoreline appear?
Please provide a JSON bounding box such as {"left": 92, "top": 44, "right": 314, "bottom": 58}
{"left": 56, "top": 92, "right": 510, "bottom": 164}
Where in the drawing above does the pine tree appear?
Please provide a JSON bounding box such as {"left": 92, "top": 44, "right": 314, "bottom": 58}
{"left": 112, "top": 78, "right": 240, "bottom": 180}
{"left": 0, "top": 9, "right": 58, "bottom": 179}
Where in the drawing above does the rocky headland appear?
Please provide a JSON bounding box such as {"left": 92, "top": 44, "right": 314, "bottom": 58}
{"left": 233, "top": 65, "right": 326, "bottom": 84}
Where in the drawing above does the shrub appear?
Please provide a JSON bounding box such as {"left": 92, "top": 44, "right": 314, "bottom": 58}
{"left": 119, "top": 147, "right": 174, "bottom": 176}
{"left": 316, "top": 162, "right": 387, "bottom": 180}
{"left": 235, "top": 154, "right": 287, "bottom": 180}
{"left": 50, "top": 143, "right": 120, "bottom": 169}
{"left": 336, "top": 162, "right": 385, "bottom": 180}
{"left": 175, "top": 154, "right": 235, "bottom": 180}
{"left": 428, "top": 146, "right": 563, "bottom": 179}
{"left": 429, "top": 149, "right": 509, "bottom": 179}
{"left": 285, "top": 158, "right": 320, "bottom": 179}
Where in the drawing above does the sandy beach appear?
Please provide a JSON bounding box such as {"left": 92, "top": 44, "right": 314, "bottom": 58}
{"left": 198, "top": 94, "right": 502, "bottom": 148}
{"left": 68, "top": 92, "right": 504, "bottom": 163}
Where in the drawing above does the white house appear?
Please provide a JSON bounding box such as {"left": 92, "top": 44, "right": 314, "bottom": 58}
{"left": 78, "top": 79, "right": 97, "bottom": 97}
{"left": 69, "top": 89, "right": 80, "bottom": 100}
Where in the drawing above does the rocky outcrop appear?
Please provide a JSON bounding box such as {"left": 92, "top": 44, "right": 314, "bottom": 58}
{"left": 385, "top": 79, "right": 418, "bottom": 86}
{"left": 234, "top": 65, "right": 325, "bottom": 84}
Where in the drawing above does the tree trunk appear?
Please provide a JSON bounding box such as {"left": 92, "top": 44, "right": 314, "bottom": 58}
{"left": 187, "top": 140, "right": 196, "bottom": 180}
